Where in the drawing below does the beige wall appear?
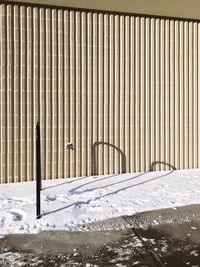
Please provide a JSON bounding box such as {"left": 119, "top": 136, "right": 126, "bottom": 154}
{"left": 1, "top": 2, "right": 200, "bottom": 183}
{"left": 5, "top": 0, "right": 200, "bottom": 20}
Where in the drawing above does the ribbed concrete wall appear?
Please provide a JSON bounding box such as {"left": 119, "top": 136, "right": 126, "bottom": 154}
{"left": 0, "top": 3, "right": 200, "bottom": 183}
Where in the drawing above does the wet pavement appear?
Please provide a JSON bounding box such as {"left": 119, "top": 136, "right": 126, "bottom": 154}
{"left": 1, "top": 204, "right": 200, "bottom": 266}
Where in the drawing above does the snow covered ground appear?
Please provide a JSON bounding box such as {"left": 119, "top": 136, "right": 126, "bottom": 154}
{"left": 1, "top": 169, "right": 200, "bottom": 237}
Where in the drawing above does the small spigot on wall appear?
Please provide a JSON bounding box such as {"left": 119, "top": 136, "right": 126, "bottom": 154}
{"left": 66, "top": 142, "right": 75, "bottom": 150}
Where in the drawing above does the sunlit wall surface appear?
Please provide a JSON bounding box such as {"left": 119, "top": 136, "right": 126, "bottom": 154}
{"left": 0, "top": 3, "right": 200, "bottom": 183}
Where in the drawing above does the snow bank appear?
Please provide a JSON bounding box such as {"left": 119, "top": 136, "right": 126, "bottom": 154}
{"left": 1, "top": 169, "right": 200, "bottom": 236}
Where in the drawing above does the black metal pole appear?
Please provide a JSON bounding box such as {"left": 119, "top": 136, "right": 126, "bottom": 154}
{"left": 36, "top": 122, "right": 41, "bottom": 219}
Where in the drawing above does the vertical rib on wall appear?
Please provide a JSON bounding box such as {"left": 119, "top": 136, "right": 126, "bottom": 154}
{"left": 1, "top": 3, "right": 200, "bottom": 183}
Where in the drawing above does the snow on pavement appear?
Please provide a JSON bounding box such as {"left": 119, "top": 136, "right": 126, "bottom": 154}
{"left": 1, "top": 169, "right": 200, "bottom": 237}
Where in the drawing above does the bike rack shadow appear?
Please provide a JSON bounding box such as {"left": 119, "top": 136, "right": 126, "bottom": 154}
{"left": 91, "top": 141, "right": 126, "bottom": 175}
{"left": 150, "top": 161, "right": 176, "bottom": 172}
{"left": 43, "top": 164, "right": 176, "bottom": 217}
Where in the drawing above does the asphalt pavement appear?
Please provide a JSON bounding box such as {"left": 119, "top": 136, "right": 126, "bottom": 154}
{"left": 1, "top": 204, "right": 200, "bottom": 266}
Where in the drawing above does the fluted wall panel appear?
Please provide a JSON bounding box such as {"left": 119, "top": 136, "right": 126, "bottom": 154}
{"left": 1, "top": 3, "right": 200, "bottom": 183}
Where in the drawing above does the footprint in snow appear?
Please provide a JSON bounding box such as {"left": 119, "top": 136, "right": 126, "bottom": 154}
{"left": 45, "top": 194, "right": 71, "bottom": 202}
{"left": 44, "top": 195, "right": 58, "bottom": 202}
{"left": 11, "top": 197, "right": 34, "bottom": 205}
{"left": 0, "top": 209, "right": 25, "bottom": 226}
{"left": 56, "top": 194, "right": 70, "bottom": 203}
{"left": 9, "top": 210, "right": 24, "bottom": 221}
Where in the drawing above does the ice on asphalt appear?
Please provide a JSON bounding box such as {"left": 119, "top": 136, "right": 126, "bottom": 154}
{"left": 1, "top": 169, "right": 200, "bottom": 236}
